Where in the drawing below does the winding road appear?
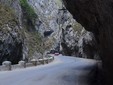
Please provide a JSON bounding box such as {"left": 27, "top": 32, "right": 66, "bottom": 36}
{"left": 0, "top": 55, "right": 98, "bottom": 85}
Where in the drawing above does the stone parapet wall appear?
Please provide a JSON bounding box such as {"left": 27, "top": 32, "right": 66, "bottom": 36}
{"left": 0, "top": 56, "right": 54, "bottom": 71}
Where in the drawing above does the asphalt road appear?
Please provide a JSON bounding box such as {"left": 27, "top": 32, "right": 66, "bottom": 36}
{"left": 0, "top": 55, "right": 98, "bottom": 85}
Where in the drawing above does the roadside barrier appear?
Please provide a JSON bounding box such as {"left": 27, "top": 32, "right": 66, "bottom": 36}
{"left": 0, "top": 56, "right": 54, "bottom": 71}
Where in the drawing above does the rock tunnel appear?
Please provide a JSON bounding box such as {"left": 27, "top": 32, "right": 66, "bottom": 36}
{"left": 62, "top": 0, "right": 113, "bottom": 84}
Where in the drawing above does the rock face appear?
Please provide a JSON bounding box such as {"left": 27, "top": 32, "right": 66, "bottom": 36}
{"left": 0, "top": 0, "right": 23, "bottom": 64}
{"left": 0, "top": 0, "right": 64, "bottom": 63}
{"left": 0, "top": 25, "right": 23, "bottom": 65}
{"left": 0, "top": 0, "right": 99, "bottom": 65}
{"left": 63, "top": 0, "right": 113, "bottom": 84}
{"left": 28, "top": 0, "right": 75, "bottom": 54}
{"left": 0, "top": 1, "right": 23, "bottom": 64}
{"left": 61, "top": 24, "right": 99, "bottom": 59}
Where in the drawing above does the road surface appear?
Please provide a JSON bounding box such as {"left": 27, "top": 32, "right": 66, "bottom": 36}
{"left": 0, "top": 55, "right": 98, "bottom": 85}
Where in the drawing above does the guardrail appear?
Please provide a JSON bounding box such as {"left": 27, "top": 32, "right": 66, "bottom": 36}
{"left": 0, "top": 56, "right": 54, "bottom": 71}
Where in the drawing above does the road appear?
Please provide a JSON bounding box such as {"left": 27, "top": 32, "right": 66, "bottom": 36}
{"left": 0, "top": 55, "right": 98, "bottom": 85}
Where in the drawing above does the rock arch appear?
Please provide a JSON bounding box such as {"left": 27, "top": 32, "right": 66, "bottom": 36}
{"left": 63, "top": 0, "right": 113, "bottom": 84}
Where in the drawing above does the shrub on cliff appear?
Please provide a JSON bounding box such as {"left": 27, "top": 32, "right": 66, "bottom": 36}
{"left": 20, "top": 0, "right": 37, "bottom": 26}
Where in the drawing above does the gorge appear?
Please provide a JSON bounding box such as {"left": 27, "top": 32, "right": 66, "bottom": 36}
{"left": 0, "top": 0, "right": 108, "bottom": 84}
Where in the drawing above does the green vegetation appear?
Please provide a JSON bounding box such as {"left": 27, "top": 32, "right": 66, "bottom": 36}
{"left": 20, "top": 0, "right": 37, "bottom": 25}
{"left": 0, "top": 4, "right": 16, "bottom": 28}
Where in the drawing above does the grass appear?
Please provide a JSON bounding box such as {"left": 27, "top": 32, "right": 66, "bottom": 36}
{"left": 20, "top": 0, "right": 37, "bottom": 25}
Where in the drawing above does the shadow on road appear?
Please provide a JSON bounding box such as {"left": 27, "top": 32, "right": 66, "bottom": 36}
{"left": 88, "top": 63, "right": 105, "bottom": 85}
